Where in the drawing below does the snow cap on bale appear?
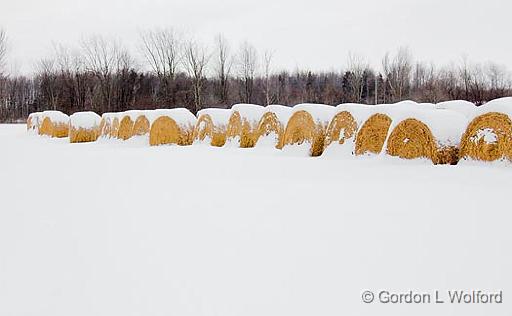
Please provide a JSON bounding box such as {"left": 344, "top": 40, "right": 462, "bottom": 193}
{"left": 282, "top": 103, "right": 335, "bottom": 156}
{"left": 149, "top": 108, "right": 197, "bottom": 146}
{"left": 255, "top": 105, "right": 293, "bottom": 149}
{"left": 459, "top": 97, "right": 512, "bottom": 162}
{"left": 69, "top": 111, "right": 102, "bottom": 143}
{"left": 226, "top": 104, "right": 265, "bottom": 148}
{"left": 384, "top": 105, "right": 468, "bottom": 164}
{"left": 435, "top": 100, "right": 477, "bottom": 118}
{"left": 193, "top": 108, "right": 231, "bottom": 147}
{"left": 39, "top": 111, "right": 70, "bottom": 138}
{"left": 27, "top": 112, "right": 43, "bottom": 132}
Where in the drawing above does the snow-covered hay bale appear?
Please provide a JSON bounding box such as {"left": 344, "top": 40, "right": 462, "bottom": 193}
{"left": 355, "top": 113, "right": 392, "bottom": 155}
{"left": 386, "top": 118, "right": 437, "bottom": 161}
{"left": 110, "top": 117, "right": 120, "bottom": 138}
{"left": 99, "top": 113, "right": 122, "bottom": 138}
{"left": 38, "top": 111, "right": 70, "bottom": 138}
{"left": 255, "top": 105, "right": 292, "bottom": 149}
{"left": 115, "top": 111, "right": 143, "bottom": 140}
{"left": 193, "top": 108, "right": 231, "bottom": 147}
{"left": 324, "top": 107, "right": 359, "bottom": 149}
{"left": 149, "top": 109, "right": 197, "bottom": 146}
{"left": 225, "top": 104, "right": 265, "bottom": 148}
{"left": 133, "top": 114, "right": 150, "bottom": 136}
{"left": 27, "top": 112, "right": 43, "bottom": 132}
{"left": 69, "top": 112, "right": 102, "bottom": 143}
{"left": 282, "top": 104, "right": 335, "bottom": 156}
{"left": 118, "top": 116, "right": 134, "bottom": 140}
{"left": 459, "top": 98, "right": 512, "bottom": 162}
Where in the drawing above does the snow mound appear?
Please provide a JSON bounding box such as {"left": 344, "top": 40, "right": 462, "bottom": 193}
{"left": 475, "top": 97, "right": 512, "bottom": 117}
{"left": 263, "top": 105, "right": 293, "bottom": 125}
{"left": 70, "top": 112, "right": 101, "bottom": 129}
{"left": 292, "top": 103, "right": 336, "bottom": 125}
{"left": 120, "top": 110, "right": 147, "bottom": 121}
{"left": 197, "top": 108, "right": 231, "bottom": 126}
{"left": 435, "top": 100, "right": 476, "bottom": 118}
{"left": 231, "top": 104, "right": 266, "bottom": 124}
{"left": 147, "top": 108, "right": 197, "bottom": 128}
{"left": 41, "top": 111, "right": 69, "bottom": 124}
{"left": 385, "top": 105, "right": 469, "bottom": 148}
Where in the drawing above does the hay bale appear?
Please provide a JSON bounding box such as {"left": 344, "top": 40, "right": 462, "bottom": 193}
{"left": 255, "top": 105, "right": 292, "bottom": 149}
{"left": 118, "top": 110, "right": 148, "bottom": 140}
{"left": 282, "top": 104, "right": 335, "bottom": 156}
{"left": 99, "top": 113, "right": 117, "bottom": 138}
{"left": 148, "top": 109, "right": 197, "bottom": 146}
{"left": 38, "top": 111, "right": 70, "bottom": 138}
{"left": 133, "top": 115, "right": 150, "bottom": 136}
{"left": 110, "top": 117, "right": 120, "bottom": 138}
{"left": 355, "top": 113, "right": 392, "bottom": 155}
{"left": 385, "top": 107, "right": 468, "bottom": 164}
{"left": 459, "top": 97, "right": 512, "bottom": 162}
{"left": 118, "top": 116, "right": 135, "bottom": 140}
{"left": 69, "top": 112, "right": 102, "bottom": 143}
{"left": 225, "top": 104, "right": 265, "bottom": 148}
{"left": 386, "top": 118, "right": 439, "bottom": 162}
{"left": 324, "top": 110, "right": 358, "bottom": 148}
{"left": 193, "top": 108, "right": 231, "bottom": 147}
{"left": 27, "top": 112, "right": 43, "bottom": 132}
{"left": 460, "top": 113, "right": 512, "bottom": 162}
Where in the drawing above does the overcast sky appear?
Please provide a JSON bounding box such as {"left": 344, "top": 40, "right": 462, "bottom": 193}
{"left": 1, "top": 0, "right": 511, "bottom": 74}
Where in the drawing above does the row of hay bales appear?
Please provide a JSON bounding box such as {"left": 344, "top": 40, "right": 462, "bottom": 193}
{"left": 27, "top": 97, "right": 512, "bottom": 163}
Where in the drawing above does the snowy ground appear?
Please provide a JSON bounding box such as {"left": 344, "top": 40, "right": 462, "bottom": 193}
{"left": 0, "top": 124, "right": 510, "bottom": 316}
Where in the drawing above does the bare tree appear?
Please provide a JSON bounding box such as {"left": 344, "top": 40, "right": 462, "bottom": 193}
{"left": 81, "top": 35, "right": 123, "bottom": 111}
{"left": 346, "top": 52, "right": 369, "bottom": 103}
{"left": 213, "top": 34, "right": 232, "bottom": 105}
{"left": 0, "top": 29, "right": 7, "bottom": 77}
{"left": 184, "top": 40, "right": 209, "bottom": 112}
{"left": 140, "top": 28, "right": 182, "bottom": 103}
{"left": 36, "top": 58, "right": 58, "bottom": 110}
{"left": 263, "top": 50, "right": 274, "bottom": 105}
{"left": 237, "top": 41, "right": 258, "bottom": 103}
{"left": 382, "top": 47, "right": 413, "bottom": 102}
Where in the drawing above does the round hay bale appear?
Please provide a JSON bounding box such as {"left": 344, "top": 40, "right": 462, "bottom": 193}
{"left": 27, "top": 112, "right": 42, "bottom": 132}
{"left": 225, "top": 104, "right": 265, "bottom": 148}
{"left": 255, "top": 105, "right": 292, "bottom": 149}
{"left": 69, "top": 111, "right": 102, "bottom": 143}
{"left": 38, "top": 111, "right": 70, "bottom": 138}
{"left": 132, "top": 115, "right": 150, "bottom": 136}
{"left": 355, "top": 113, "right": 392, "bottom": 155}
{"left": 193, "top": 108, "right": 231, "bottom": 147}
{"left": 110, "top": 117, "right": 120, "bottom": 138}
{"left": 386, "top": 118, "right": 438, "bottom": 162}
{"left": 99, "top": 113, "right": 118, "bottom": 138}
{"left": 117, "top": 115, "right": 135, "bottom": 140}
{"left": 148, "top": 109, "right": 197, "bottom": 146}
{"left": 282, "top": 104, "right": 334, "bottom": 156}
{"left": 459, "top": 112, "right": 512, "bottom": 162}
{"left": 324, "top": 111, "right": 358, "bottom": 149}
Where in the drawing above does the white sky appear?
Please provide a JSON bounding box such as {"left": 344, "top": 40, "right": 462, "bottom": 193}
{"left": 1, "top": 0, "right": 511, "bottom": 74}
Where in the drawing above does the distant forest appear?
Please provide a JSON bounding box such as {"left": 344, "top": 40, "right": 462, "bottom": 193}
{"left": 0, "top": 28, "right": 511, "bottom": 122}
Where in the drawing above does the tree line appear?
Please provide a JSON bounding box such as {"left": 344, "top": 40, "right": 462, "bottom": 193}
{"left": 0, "top": 28, "right": 511, "bottom": 123}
